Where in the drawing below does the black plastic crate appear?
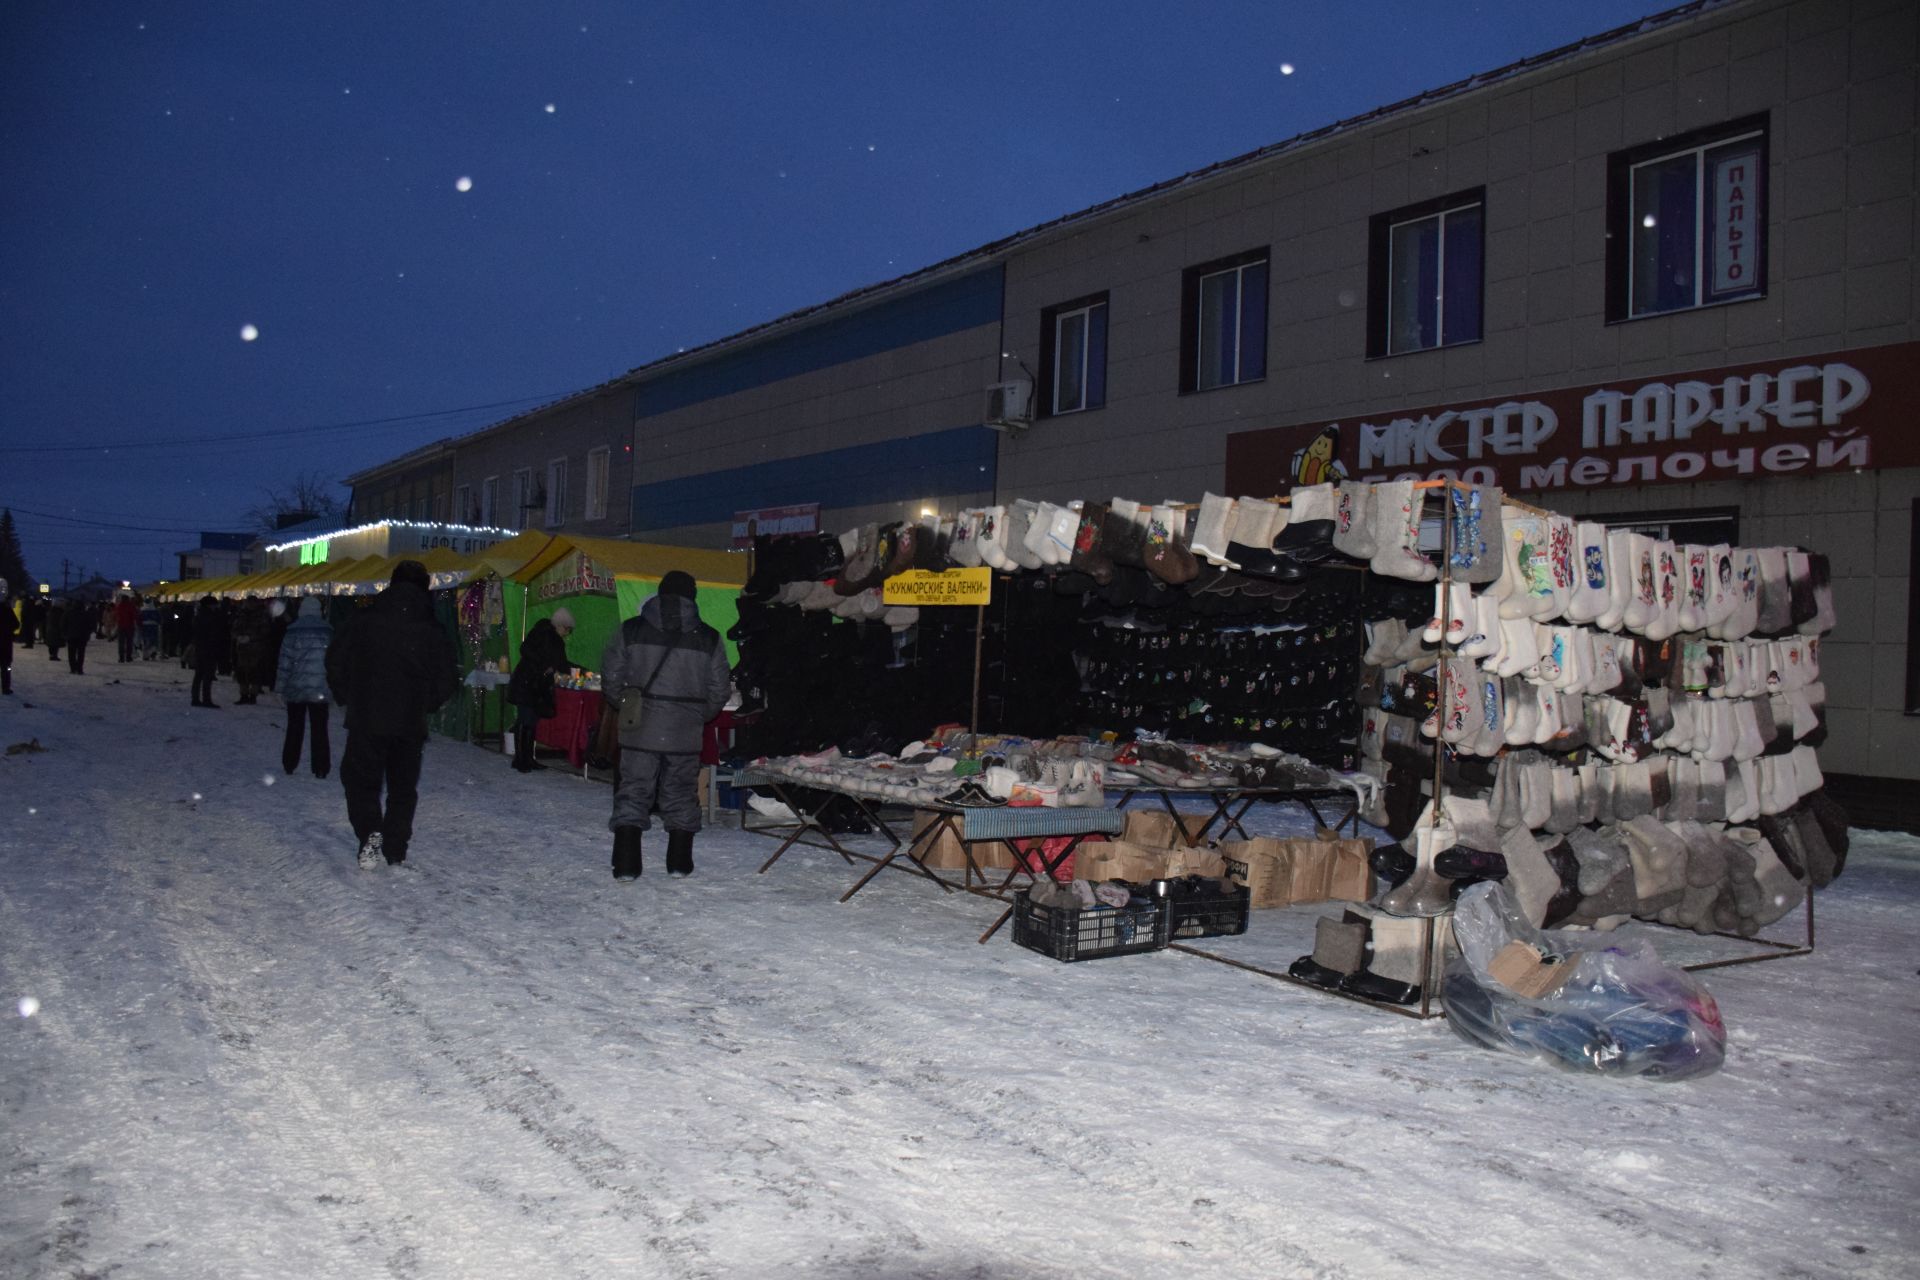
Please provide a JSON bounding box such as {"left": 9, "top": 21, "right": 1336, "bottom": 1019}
{"left": 1011, "top": 891, "right": 1170, "bottom": 962}
{"left": 1168, "top": 881, "right": 1251, "bottom": 940}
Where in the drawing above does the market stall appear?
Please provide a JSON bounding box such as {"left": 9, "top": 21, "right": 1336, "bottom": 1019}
{"left": 726, "top": 482, "right": 1842, "bottom": 1052}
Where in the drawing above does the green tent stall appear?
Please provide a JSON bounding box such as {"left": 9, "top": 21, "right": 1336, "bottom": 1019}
{"left": 508, "top": 534, "right": 746, "bottom": 673}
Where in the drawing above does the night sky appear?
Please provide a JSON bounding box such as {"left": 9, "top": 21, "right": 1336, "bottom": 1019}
{"left": 0, "top": 1, "right": 1667, "bottom": 586}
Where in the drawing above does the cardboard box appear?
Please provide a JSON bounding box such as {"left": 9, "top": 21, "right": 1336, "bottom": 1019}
{"left": 1121, "top": 808, "right": 1190, "bottom": 848}
{"left": 1218, "top": 837, "right": 1297, "bottom": 909}
{"left": 1074, "top": 840, "right": 1224, "bottom": 885}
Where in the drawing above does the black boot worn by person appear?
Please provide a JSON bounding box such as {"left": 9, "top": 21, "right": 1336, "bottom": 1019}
{"left": 612, "top": 827, "right": 643, "bottom": 882}
{"left": 666, "top": 830, "right": 695, "bottom": 878}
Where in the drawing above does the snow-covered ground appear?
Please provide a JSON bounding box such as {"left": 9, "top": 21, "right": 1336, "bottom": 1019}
{"left": 3, "top": 653, "right": 1917, "bottom": 1280}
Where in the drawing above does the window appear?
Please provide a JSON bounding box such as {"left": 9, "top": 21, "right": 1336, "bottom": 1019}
{"left": 584, "top": 446, "right": 610, "bottom": 521}
{"left": 545, "top": 458, "right": 567, "bottom": 528}
{"left": 1367, "top": 189, "right": 1484, "bottom": 357}
{"left": 453, "top": 484, "right": 471, "bottom": 524}
{"left": 512, "top": 468, "right": 534, "bottom": 531}
{"left": 414, "top": 496, "right": 429, "bottom": 521}
{"left": 1608, "top": 115, "right": 1767, "bottom": 321}
{"left": 480, "top": 476, "right": 498, "bottom": 526}
{"left": 1180, "top": 249, "right": 1267, "bottom": 392}
{"left": 1039, "top": 294, "right": 1108, "bottom": 415}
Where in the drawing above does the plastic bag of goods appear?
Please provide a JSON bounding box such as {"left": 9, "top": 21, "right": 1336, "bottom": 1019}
{"left": 1442, "top": 881, "right": 1726, "bottom": 1081}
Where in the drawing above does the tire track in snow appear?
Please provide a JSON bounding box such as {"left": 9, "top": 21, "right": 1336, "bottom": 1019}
{"left": 112, "top": 788, "right": 703, "bottom": 1280}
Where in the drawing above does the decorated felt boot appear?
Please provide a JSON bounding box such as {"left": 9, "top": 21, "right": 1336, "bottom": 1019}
{"left": 1566, "top": 521, "right": 1611, "bottom": 623}
{"left": 1368, "top": 480, "right": 1437, "bottom": 582}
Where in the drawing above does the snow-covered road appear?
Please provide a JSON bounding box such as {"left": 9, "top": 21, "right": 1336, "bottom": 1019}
{"left": 3, "top": 655, "right": 1917, "bottom": 1279}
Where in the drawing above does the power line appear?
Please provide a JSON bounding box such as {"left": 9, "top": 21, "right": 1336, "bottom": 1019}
{"left": 1, "top": 503, "right": 226, "bottom": 534}
{"left": 0, "top": 390, "right": 572, "bottom": 455}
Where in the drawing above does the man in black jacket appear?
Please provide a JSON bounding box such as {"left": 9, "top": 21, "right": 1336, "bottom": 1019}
{"left": 190, "top": 596, "right": 228, "bottom": 706}
{"left": 600, "top": 570, "right": 730, "bottom": 880}
{"left": 326, "top": 561, "right": 459, "bottom": 870}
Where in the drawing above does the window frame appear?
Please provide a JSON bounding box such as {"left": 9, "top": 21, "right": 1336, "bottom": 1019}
{"left": 584, "top": 446, "right": 610, "bottom": 521}
{"left": 1038, "top": 292, "right": 1109, "bottom": 417}
{"left": 453, "top": 484, "right": 471, "bottom": 524}
{"left": 545, "top": 457, "right": 567, "bottom": 528}
{"left": 1179, "top": 248, "right": 1269, "bottom": 394}
{"left": 512, "top": 467, "right": 533, "bottom": 531}
{"left": 1606, "top": 113, "right": 1769, "bottom": 323}
{"left": 480, "top": 476, "right": 498, "bottom": 526}
{"left": 1366, "top": 187, "right": 1486, "bottom": 359}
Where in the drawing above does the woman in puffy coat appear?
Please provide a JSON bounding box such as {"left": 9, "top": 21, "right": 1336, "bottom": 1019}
{"left": 507, "top": 607, "right": 574, "bottom": 772}
{"left": 275, "top": 595, "right": 333, "bottom": 777}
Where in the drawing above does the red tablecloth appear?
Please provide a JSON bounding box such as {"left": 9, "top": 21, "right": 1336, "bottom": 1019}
{"left": 535, "top": 687, "right": 603, "bottom": 768}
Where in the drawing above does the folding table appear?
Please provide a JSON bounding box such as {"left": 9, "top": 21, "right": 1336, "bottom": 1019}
{"left": 1110, "top": 785, "right": 1363, "bottom": 845}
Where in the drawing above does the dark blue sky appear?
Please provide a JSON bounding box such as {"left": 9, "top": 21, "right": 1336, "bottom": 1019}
{"left": 0, "top": 0, "right": 1667, "bottom": 585}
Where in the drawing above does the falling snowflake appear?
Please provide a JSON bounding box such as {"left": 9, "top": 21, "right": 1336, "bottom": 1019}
{"left": 1280, "top": 63, "right": 1295, "bottom": 75}
{"left": 456, "top": 176, "right": 474, "bottom": 192}
{"left": 239, "top": 324, "right": 259, "bottom": 342}
{"left": 1642, "top": 214, "right": 1656, "bottom": 228}
{"left": 545, "top": 103, "right": 556, "bottom": 113}
{"left": 17, "top": 997, "right": 38, "bottom": 1018}
{"left": 191, "top": 792, "right": 203, "bottom": 801}
{"left": 262, "top": 774, "right": 276, "bottom": 786}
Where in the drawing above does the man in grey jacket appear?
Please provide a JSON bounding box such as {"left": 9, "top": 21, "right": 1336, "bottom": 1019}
{"left": 601, "top": 570, "right": 731, "bottom": 880}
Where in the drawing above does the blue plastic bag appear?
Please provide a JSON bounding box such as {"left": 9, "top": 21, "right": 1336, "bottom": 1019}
{"left": 1444, "top": 882, "right": 1726, "bottom": 1081}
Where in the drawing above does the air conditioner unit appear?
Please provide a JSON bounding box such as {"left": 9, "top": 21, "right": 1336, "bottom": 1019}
{"left": 984, "top": 378, "right": 1033, "bottom": 431}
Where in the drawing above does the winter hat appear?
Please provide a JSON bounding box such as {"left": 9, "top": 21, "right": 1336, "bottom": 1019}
{"left": 551, "top": 606, "right": 577, "bottom": 633}
{"left": 390, "top": 560, "right": 431, "bottom": 592}
{"left": 658, "top": 570, "right": 697, "bottom": 600}
{"left": 299, "top": 595, "right": 325, "bottom": 619}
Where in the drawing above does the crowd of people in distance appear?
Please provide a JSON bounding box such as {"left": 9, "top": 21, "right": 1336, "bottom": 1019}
{"left": 2, "top": 562, "right": 732, "bottom": 884}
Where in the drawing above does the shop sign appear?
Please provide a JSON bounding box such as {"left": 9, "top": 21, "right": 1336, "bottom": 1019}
{"left": 1224, "top": 341, "right": 1920, "bottom": 496}
{"left": 731, "top": 503, "right": 820, "bottom": 548}
{"left": 533, "top": 551, "right": 615, "bottom": 601}
{"left": 402, "top": 526, "right": 507, "bottom": 555}
{"left": 882, "top": 567, "right": 992, "bottom": 606}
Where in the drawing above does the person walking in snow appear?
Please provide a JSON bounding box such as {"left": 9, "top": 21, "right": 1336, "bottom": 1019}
{"left": 599, "top": 570, "right": 730, "bottom": 881}
{"left": 63, "top": 599, "right": 95, "bottom": 674}
{"left": 1, "top": 580, "right": 15, "bottom": 696}
{"left": 276, "top": 595, "right": 333, "bottom": 779}
{"left": 230, "top": 598, "right": 272, "bottom": 703}
{"left": 43, "top": 597, "right": 65, "bottom": 664}
{"left": 325, "top": 561, "right": 458, "bottom": 871}
{"left": 507, "top": 607, "right": 574, "bottom": 772}
{"left": 113, "top": 591, "right": 139, "bottom": 663}
{"left": 18, "top": 593, "right": 40, "bottom": 650}
{"left": 190, "top": 595, "right": 228, "bottom": 707}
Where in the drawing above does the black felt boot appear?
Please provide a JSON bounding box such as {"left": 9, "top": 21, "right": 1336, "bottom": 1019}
{"left": 612, "top": 827, "right": 643, "bottom": 882}
{"left": 666, "top": 830, "right": 695, "bottom": 879}
{"left": 513, "top": 728, "right": 536, "bottom": 773}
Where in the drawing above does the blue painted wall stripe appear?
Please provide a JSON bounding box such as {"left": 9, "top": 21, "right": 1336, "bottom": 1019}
{"left": 631, "top": 425, "right": 999, "bottom": 532}
{"left": 634, "top": 266, "right": 1004, "bottom": 419}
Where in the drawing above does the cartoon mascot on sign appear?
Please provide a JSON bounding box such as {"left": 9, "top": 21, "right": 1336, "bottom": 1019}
{"left": 1290, "top": 425, "right": 1349, "bottom": 486}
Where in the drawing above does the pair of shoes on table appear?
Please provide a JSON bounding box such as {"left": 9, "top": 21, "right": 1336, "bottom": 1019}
{"left": 940, "top": 779, "right": 1006, "bottom": 807}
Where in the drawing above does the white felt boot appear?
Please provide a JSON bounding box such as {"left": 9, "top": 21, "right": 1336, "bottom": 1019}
{"left": 1566, "top": 521, "right": 1611, "bottom": 623}
{"left": 1190, "top": 492, "right": 1239, "bottom": 568}
{"left": 1622, "top": 534, "right": 1658, "bottom": 634}
{"left": 1368, "top": 480, "right": 1436, "bottom": 581}
{"left": 1596, "top": 529, "right": 1633, "bottom": 632}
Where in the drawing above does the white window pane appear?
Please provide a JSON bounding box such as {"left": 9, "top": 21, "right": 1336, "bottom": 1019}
{"left": 1705, "top": 143, "right": 1762, "bottom": 302}
{"left": 1056, "top": 310, "right": 1087, "bottom": 413}
{"left": 1198, "top": 271, "right": 1236, "bottom": 390}
{"left": 1388, "top": 216, "right": 1440, "bottom": 353}
{"left": 1631, "top": 152, "right": 1698, "bottom": 316}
